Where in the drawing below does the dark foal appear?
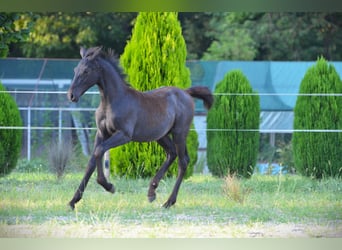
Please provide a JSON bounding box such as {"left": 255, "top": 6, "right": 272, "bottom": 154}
{"left": 67, "top": 47, "right": 213, "bottom": 209}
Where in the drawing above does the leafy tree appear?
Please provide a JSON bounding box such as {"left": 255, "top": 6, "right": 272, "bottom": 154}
{"left": 250, "top": 13, "right": 342, "bottom": 60}
{"left": 202, "top": 13, "right": 257, "bottom": 60}
{"left": 8, "top": 12, "right": 215, "bottom": 60}
{"left": 110, "top": 12, "right": 198, "bottom": 179}
{"left": 293, "top": 57, "right": 342, "bottom": 178}
{"left": 203, "top": 12, "right": 342, "bottom": 61}
{"left": 13, "top": 12, "right": 137, "bottom": 58}
{"left": 0, "top": 12, "right": 33, "bottom": 57}
{"left": 178, "top": 12, "right": 214, "bottom": 60}
{"left": 6, "top": 12, "right": 342, "bottom": 61}
{"left": 207, "top": 70, "right": 260, "bottom": 177}
{"left": 0, "top": 82, "right": 23, "bottom": 177}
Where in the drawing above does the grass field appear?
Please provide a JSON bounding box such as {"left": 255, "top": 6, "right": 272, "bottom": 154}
{"left": 0, "top": 169, "right": 341, "bottom": 238}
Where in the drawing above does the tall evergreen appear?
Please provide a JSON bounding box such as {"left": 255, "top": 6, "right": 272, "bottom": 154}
{"left": 207, "top": 70, "right": 260, "bottom": 177}
{"left": 0, "top": 82, "right": 23, "bottom": 177}
{"left": 293, "top": 57, "right": 342, "bottom": 178}
{"left": 110, "top": 12, "right": 198, "bottom": 178}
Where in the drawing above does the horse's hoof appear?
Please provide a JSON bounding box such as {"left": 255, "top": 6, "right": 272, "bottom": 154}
{"left": 162, "top": 200, "right": 174, "bottom": 209}
{"left": 68, "top": 202, "right": 75, "bottom": 211}
{"left": 109, "top": 184, "right": 115, "bottom": 194}
{"left": 148, "top": 194, "right": 156, "bottom": 203}
{"left": 162, "top": 203, "right": 170, "bottom": 209}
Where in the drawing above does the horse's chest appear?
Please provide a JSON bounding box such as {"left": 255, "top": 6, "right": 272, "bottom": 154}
{"left": 96, "top": 111, "right": 116, "bottom": 135}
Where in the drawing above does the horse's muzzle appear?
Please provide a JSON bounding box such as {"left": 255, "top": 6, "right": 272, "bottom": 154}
{"left": 67, "top": 90, "right": 78, "bottom": 102}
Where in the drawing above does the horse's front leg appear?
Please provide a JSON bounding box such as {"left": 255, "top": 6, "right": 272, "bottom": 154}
{"left": 95, "top": 154, "right": 115, "bottom": 194}
{"left": 94, "top": 130, "right": 131, "bottom": 193}
{"left": 69, "top": 133, "right": 104, "bottom": 210}
{"left": 69, "top": 156, "right": 96, "bottom": 209}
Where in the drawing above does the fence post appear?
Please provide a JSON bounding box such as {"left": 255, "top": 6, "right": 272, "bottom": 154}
{"left": 58, "top": 108, "right": 62, "bottom": 144}
{"left": 27, "top": 106, "right": 31, "bottom": 161}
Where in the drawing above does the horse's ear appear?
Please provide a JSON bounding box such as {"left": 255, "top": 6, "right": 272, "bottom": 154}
{"left": 80, "top": 47, "right": 87, "bottom": 58}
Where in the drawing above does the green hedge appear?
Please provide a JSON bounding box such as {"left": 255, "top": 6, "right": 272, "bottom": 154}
{"left": 0, "top": 82, "right": 23, "bottom": 177}
{"left": 293, "top": 57, "right": 342, "bottom": 178}
{"left": 207, "top": 70, "right": 260, "bottom": 178}
{"left": 109, "top": 12, "right": 198, "bottom": 179}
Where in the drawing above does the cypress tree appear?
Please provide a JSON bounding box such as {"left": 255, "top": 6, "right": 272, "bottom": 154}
{"left": 109, "top": 12, "right": 198, "bottom": 178}
{"left": 293, "top": 57, "right": 342, "bottom": 178}
{"left": 0, "top": 82, "right": 23, "bottom": 177}
{"left": 207, "top": 70, "right": 260, "bottom": 178}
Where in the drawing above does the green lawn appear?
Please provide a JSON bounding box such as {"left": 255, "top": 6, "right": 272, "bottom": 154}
{"left": 0, "top": 171, "right": 341, "bottom": 237}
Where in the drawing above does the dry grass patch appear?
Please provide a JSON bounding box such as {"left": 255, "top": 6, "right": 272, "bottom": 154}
{"left": 222, "top": 173, "right": 250, "bottom": 204}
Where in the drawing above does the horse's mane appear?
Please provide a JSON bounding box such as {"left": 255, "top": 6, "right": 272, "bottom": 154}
{"left": 86, "top": 46, "right": 128, "bottom": 84}
{"left": 100, "top": 48, "right": 127, "bottom": 81}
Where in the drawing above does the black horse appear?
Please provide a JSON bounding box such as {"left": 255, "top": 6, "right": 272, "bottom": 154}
{"left": 67, "top": 47, "right": 213, "bottom": 209}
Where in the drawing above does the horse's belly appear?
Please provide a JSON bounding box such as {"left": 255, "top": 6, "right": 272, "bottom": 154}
{"left": 132, "top": 128, "right": 167, "bottom": 142}
{"left": 132, "top": 121, "right": 172, "bottom": 142}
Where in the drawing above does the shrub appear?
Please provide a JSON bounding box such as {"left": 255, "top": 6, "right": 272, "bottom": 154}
{"left": 48, "top": 140, "right": 73, "bottom": 179}
{"left": 0, "top": 82, "right": 23, "bottom": 177}
{"left": 109, "top": 12, "right": 198, "bottom": 179}
{"left": 207, "top": 70, "right": 260, "bottom": 178}
{"left": 293, "top": 57, "right": 342, "bottom": 178}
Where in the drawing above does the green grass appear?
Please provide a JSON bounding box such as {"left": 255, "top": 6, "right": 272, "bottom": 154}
{"left": 0, "top": 170, "right": 341, "bottom": 237}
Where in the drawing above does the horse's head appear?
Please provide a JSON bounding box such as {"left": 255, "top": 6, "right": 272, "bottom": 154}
{"left": 67, "top": 47, "right": 102, "bottom": 102}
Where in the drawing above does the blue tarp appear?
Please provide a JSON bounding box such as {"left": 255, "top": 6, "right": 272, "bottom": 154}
{"left": 188, "top": 61, "right": 342, "bottom": 112}
{"left": 2, "top": 59, "right": 341, "bottom": 130}
{"left": 255, "top": 163, "right": 288, "bottom": 175}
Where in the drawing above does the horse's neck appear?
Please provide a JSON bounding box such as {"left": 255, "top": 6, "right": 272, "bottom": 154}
{"left": 98, "top": 63, "right": 130, "bottom": 106}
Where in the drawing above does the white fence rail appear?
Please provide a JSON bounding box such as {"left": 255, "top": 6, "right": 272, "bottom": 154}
{"left": 0, "top": 90, "right": 341, "bottom": 161}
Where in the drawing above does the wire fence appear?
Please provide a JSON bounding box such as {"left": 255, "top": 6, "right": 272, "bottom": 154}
{"left": 1, "top": 90, "right": 340, "bottom": 133}
{"left": 1, "top": 90, "right": 341, "bottom": 160}
{"left": 2, "top": 90, "right": 342, "bottom": 96}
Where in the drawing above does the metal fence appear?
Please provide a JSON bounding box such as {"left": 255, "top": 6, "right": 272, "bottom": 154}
{"left": 1, "top": 90, "right": 341, "bottom": 161}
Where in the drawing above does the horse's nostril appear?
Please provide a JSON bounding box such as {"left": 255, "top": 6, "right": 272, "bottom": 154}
{"left": 68, "top": 92, "right": 75, "bottom": 102}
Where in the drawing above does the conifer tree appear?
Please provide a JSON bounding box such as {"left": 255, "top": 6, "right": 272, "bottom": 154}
{"left": 0, "top": 82, "right": 23, "bottom": 177}
{"left": 293, "top": 57, "right": 342, "bottom": 178}
{"left": 110, "top": 12, "right": 198, "bottom": 178}
{"left": 207, "top": 70, "right": 260, "bottom": 177}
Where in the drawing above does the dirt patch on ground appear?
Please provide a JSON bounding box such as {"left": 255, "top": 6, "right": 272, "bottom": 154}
{"left": 1, "top": 222, "right": 341, "bottom": 238}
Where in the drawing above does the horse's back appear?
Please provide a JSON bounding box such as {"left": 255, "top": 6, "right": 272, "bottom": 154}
{"left": 130, "top": 86, "right": 194, "bottom": 141}
{"left": 152, "top": 86, "right": 195, "bottom": 129}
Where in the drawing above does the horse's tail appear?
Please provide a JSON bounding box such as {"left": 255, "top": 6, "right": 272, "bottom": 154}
{"left": 186, "top": 86, "right": 214, "bottom": 110}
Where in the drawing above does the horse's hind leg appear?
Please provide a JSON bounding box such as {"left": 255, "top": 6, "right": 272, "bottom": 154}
{"left": 148, "top": 135, "right": 177, "bottom": 203}
{"left": 163, "top": 139, "right": 189, "bottom": 208}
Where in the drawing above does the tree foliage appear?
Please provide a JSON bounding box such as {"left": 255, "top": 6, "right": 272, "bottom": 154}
{"left": 5, "top": 12, "right": 214, "bottom": 59}
{"left": 207, "top": 70, "right": 260, "bottom": 178}
{"left": 202, "top": 13, "right": 257, "bottom": 60}
{"left": 6, "top": 12, "right": 342, "bottom": 61}
{"left": 203, "top": 12, "right": 342, "bottom": 61}
{"left": 178, "top": 12, "right": 214, "bottom": 60}
{"left": 110, "top": 12, "right": 198, "bottom": 179}
{"left": 0, "top": 82, "right": 23, "bottom": 177}
{"left": 0, "top": 12, "right": 33, "bottom": 57}
{"left": 293, "top": 57, "right": 342, "bottom": 178}
{"left": 12, "top": 12, "right": 136, "bottom": 58}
